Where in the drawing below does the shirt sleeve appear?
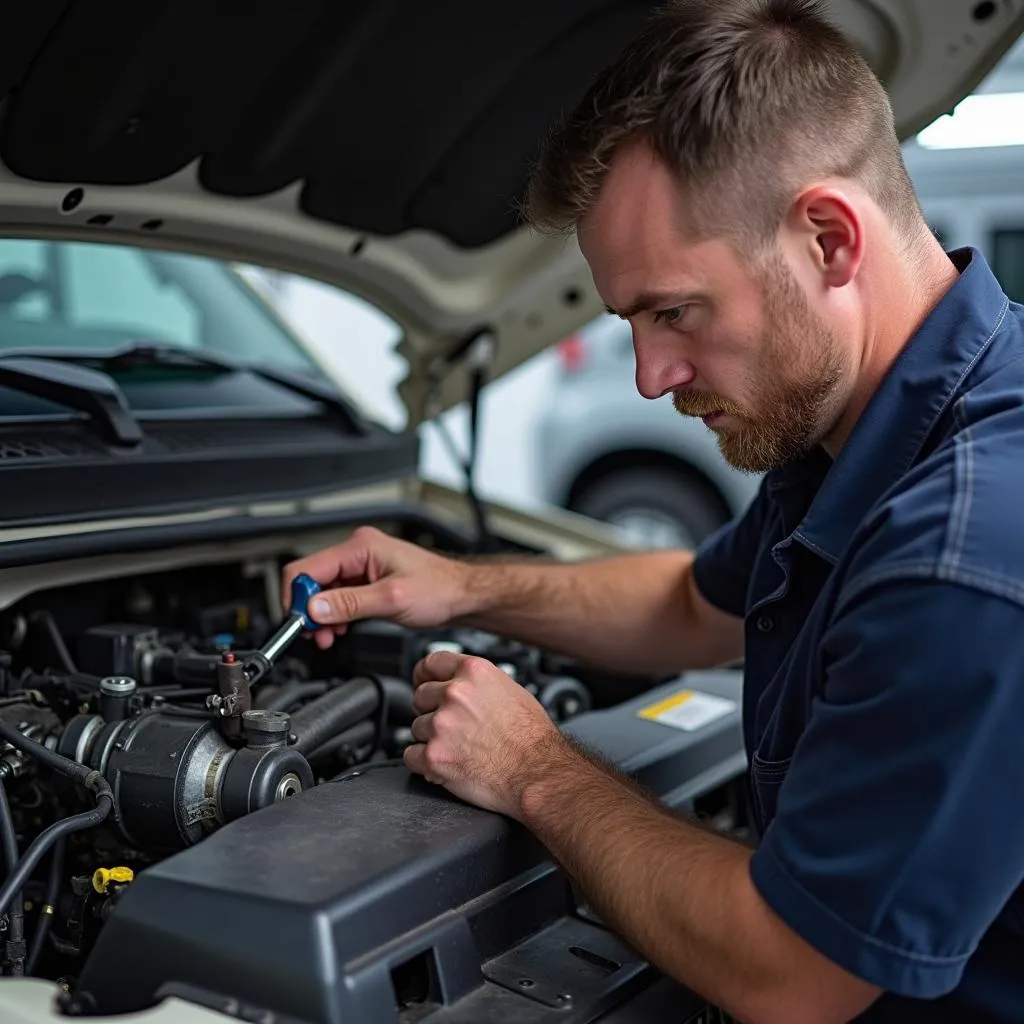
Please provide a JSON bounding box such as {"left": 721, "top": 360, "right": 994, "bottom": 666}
{"left": 749, "top": 575, "right": 1024, "bottom": 999}
{"left": 691, "top": 476, "right": 773, "bottom": 617}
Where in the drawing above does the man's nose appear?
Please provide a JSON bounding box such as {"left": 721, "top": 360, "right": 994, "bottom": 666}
{"left": 634, "top": 344, "right": 697, "bottom": 400}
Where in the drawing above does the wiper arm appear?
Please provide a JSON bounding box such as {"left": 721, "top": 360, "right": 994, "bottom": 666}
{"left": 15, "top": 342, "right": 368, "bottom": 436}
{"left": 0, "top": 357, "right": 142, "bottom": 447}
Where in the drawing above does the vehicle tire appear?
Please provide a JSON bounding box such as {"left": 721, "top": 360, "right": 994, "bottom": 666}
{"left": 570, "top": 467, "right": 729, "bottom": 550}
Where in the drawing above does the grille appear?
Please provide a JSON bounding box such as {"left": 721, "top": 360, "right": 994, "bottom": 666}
{"left": 151, "top": 419, "right": 346, "bottom": 454}
{"left": 0, "top": 419, "right": 349, "bottom": 462}
{"left": 0, "top": 432, "right": 101, "bottom": 460}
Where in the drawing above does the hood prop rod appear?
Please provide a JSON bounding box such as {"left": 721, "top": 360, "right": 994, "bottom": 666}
{"left": 428, "top": 330, "right": 497, "bottom": 554}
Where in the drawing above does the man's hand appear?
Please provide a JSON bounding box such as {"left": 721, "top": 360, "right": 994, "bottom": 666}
{"left": 404, "top": 649, "right": 566, "bottom": 817}
{"left": 281, "top": 527, "right": 473, "bottom": 649}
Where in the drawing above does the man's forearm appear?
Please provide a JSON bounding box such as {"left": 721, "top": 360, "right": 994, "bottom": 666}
{"left": 515, "top": 741, "right": 879, "bottom": 1024}
{"left": 457, "top": 550, "right": 719, "bottom": 676}
{"left": 516, "top": 741, "right": 773, "bottom": 1016}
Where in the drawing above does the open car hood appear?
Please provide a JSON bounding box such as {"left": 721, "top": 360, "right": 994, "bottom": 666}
{"left": 0, "top": 0, "right": 1020, "bottom": 425}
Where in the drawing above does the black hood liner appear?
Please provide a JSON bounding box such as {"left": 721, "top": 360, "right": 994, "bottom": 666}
{"left": 0, "top": 0, "right": 655, "bottom": 248}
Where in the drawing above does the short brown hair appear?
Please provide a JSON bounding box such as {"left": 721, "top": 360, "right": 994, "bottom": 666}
{"left": 524, "top": 0, "right": 923, "bottom": 250}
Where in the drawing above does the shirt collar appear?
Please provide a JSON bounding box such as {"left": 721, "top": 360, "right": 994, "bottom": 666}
{"left": 781, "top": 247, "right": 1010, "bottom": 564}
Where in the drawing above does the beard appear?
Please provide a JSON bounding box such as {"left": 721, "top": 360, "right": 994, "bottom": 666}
{"left": 672, "top": 260, "right": 845, "bottom": 473}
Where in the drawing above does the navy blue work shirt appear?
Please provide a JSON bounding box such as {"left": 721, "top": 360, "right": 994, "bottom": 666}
{"left": 692, "top": 248, "right": 1024, "bottom": 1022}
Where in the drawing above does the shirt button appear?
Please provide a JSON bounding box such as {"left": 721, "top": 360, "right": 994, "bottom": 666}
{"left": 757, "top": 615, "right": 775, "bottom": 633}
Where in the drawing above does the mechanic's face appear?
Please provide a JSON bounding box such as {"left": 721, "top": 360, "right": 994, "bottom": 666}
{"left": 578, "top": 143, "right": 847, "bottom": 472}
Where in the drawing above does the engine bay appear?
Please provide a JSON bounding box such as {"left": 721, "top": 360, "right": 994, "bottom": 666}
{"left": 0, "top": 523, "right": 666, "bottom": 999}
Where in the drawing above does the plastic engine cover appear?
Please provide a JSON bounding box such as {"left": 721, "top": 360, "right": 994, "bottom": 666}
{"left": 73, "top": 672, "right": 744, "bottom": 1024}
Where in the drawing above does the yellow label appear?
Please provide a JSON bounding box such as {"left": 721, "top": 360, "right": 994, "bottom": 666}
{"left": 637, "top": 688, "right": 737, "bottom": 733}
{"left": 638, "top": 690, "right": 695, "bottom": 720}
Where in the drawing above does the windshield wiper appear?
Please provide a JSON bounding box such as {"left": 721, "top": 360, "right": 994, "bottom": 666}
{"left": 0, "top": 356, "right": 143, "bottom": 447}
{"left": 0, "top": 342, "right": 369, "bottom": 435}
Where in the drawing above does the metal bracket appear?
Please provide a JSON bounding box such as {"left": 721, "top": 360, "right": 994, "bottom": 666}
{"left": 481, "top": 917, "right": 647, "bottom": 1012}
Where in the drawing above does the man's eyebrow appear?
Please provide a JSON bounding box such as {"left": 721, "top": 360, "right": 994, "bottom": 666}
{"left": 604, "top": 291, "right": 698, "bottom": 319}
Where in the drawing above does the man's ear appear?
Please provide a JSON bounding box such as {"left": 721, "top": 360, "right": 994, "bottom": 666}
{"left": 788, "top": 187, "right": 863, "bottom": 288}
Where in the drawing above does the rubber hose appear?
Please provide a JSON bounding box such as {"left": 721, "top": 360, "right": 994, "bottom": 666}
{"left": 25, "top": 836, "right": 64, "bottom": 976}
{"left": 260, "top": 681, "right": 329, "bottom": 713}
{"left": 0, "top": 719, "right": 96, "bottom": 786}
{"left": 0, "top": 779, "right": 23, "bottom": 975}
{"left": 0, "top": 795, "right": 112, "bottom": 920}
{"left": 167, "top": 654, "right": 224, "bottom": 685}
{"left": 289, "top": 678, "right": 381, "bottom": 757}
{"left": 0, "top": 721, "right": 113, "bottom": 926}
{"left": 29, "top": 612, "right": 76, "bottom": 674}
{"left": 305, "top": 720, "right": 378, "bottom": 764}
{"left": 380, "top": 676, "right": 415, "bottom": 725}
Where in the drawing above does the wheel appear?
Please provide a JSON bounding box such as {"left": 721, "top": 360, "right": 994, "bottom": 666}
{"left": 570, "top": 467, "right": 728, "bottom": 550}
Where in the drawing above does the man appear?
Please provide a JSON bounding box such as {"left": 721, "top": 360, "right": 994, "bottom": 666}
{"left": 284, "top": 1, "right": 1024, "bottom": 1020}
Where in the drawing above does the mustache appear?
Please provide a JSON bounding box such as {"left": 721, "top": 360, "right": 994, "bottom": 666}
{"left": 671, "top": 390, "right": 745, "bottom": 418}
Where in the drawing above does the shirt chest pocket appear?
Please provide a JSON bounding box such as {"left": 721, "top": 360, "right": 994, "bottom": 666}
{"left": 749, "top": 750, "right": 793, "bottom": 830}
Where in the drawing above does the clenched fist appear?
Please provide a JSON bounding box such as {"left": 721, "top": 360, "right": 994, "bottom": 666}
{"left": 404, "top": 649, "right": 568, "bottom": 818}
{"left": 282, "top": 526, "right": 476, "bottom": 649}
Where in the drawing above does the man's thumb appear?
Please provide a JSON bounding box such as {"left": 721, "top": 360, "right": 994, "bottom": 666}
{"left": 308, "top": 581, "right": 393, "bottom": 625}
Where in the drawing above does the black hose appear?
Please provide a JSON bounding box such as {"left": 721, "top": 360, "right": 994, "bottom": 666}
{"left": 29, "top": 613, "right": 76, "bottom": 675}
{"left": 260, "top": 681, "right": 328, "bottom": 713}
{"left": 150, "top": 653, "right": 222, "bottom": 686}
{"left": 0, "top": 696, "right": 43, "bottom": 709}
{"left": 25, "top": 836, "right": 64, "bottom": 976}
{"left": 0, "top": 794, "right": 112, "bottom": 921}
{"left": 0, "top": 779, "right": 23, "bottom": 975}
{"left": 305, "top": 720, "right": 378, "bottom": 764}
{"left": 154, "top": 705, "right": 215, "bottom": 720}
{"left": 0, "top": 718, "right": 113, "bottom": 920}
{"left": 288, "top": 678, "right": 381, "bottom": 757}
{"left": 0, "top": 718, "right": 97, "bottom": 785}
{"left": 380, "top": 676, "right": 415, "bottom": 725}
{"left": 144, "top": 686, "right": 215, "bottom": 699}
{"left": 0, "top": 782, "right": 19, "bottom": 873}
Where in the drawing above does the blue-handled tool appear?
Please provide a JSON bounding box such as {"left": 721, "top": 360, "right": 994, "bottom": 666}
{"left": 289, "top": 573, "right": 322, "bottom": 631}
{"left": 256, "top": 573, "right": 322, "bottom": 668}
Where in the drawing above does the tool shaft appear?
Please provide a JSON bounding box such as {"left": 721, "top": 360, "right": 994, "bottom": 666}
{"left": 260, "top": 614, "right": 305, "bottom": 665}
{"left": 244, "top": 574, "right": 321, "bottom": 683}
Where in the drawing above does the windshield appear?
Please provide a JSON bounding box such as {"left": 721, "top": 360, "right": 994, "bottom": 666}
{"left": 0, "top": 238, "right": 321, "bottom": 376}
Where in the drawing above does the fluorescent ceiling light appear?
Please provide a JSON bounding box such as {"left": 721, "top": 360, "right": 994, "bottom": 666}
{"left": 917, "top": 92, "right": 1024, "bottom": 149}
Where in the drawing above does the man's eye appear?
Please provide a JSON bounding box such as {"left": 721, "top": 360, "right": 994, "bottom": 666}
{"left": 654, "top": 307, "right": 684, "bottom": 325}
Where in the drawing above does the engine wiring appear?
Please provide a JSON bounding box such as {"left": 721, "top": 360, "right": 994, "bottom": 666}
{"left": 0, "top": 718, "right": 113, "bottom": 925}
